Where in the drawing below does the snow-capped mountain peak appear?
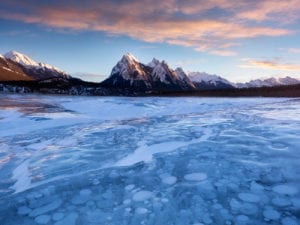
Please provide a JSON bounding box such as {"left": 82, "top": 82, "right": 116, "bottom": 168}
{"left": 235, "top": 76, "right": 300, "bottom": 88}
{"left": 103, "top": 55, "right": 196, "bottom": 91}
{"left": 188, "top": 72, "right": 232, "bottom": 85}
{"left": 121, "top": 53, "right": 139, "bottom": 64}
{"left": 4, "top": 50, "right": 64, "bottom": 73}
{"left": 188, "top": 72, "right": 234, "bottom": 89}
{"left": 148, "top": 58, "right": 160, "bottom": 68}
{"left": 110, "top": 53, "right": 148, "bottom": 81}
{"left": 174, "top": 67, "right": 186, "bottom": 78}
{"left": 5, "top": 50, "right": 39, "bottom": 68}
{"left": 150, "top": 59, "right": 176, "bottom": 83}
{"left": 151, "top": 62, "right": 168, "bottom": 82}
{"left": 278, "top": 76, "right": 300, "bottom": 85}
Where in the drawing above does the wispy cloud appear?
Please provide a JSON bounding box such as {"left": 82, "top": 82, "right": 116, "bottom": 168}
{"left": 236, "top": 0, "right": 300, "bottom": 23}
{"left": 209, "top": 50, "right": 237, "bottom": 56}
{"left": 287, "top": 48, "right": 300, "bottom": 53}
{"left": 0, "top": 0, "right": 297, "bottom": 54}
{"left": 239, "top": 59, "right": 300, "bottom": 71}
{"left": 0, "top": 29, "right": 35, "bottom": 37}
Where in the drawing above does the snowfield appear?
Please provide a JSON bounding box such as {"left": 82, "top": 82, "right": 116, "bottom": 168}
{"left": 0, "top": 94, "right": 299, "bottom": 225}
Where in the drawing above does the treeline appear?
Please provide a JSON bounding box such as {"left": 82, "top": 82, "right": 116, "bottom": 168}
{"left": 0, "top": 80, "right": 299, "bottom": 97}
{"left": 152, "top": 84, "right": 300, "bottom": 97}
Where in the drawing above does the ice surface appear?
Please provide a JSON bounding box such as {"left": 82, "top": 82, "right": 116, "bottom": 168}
{"left": 132, "top": 191, "right": 154, "bottom": 201}
{"left": 29, "top": 199, "right": 62, "bottom": 217}
{"left": 161, "top": 175, "right": 177, "bottom": 185}
{"left": 263, "top": 208, "right": 281, "bottom": 220}
{"left": 53, "top": 212, "right": 78, "bottom": 225}
{"left": 113, "top": 129, "right": 211, "bottom": 167}
{"left": 273, "top": 184, "right": 298, "bottom": 195}
{"left": 0, "top": 95, "right": 299, "bottom": 224}
{"left": 282, "top": 217, "right": 299, "bottom": 225}
{"left": 184, "top": 173, "right": 207, "bottom": 181}
{"left": 35, "top": 215, "right": 50, "bottom": 224}
{"left": 238, "top": 193, "right": 260, "bottom": 203}
{"left": 11, "top": 160, "right": 31, "bottom": 193}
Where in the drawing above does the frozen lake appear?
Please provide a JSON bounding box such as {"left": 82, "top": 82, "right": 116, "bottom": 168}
{"left": 0, "top": 94, "right": 299, "bottom": 225}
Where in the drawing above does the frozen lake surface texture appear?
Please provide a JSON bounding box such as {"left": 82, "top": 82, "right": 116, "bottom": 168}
{"left": 0, "top": 95, "right": 299, "bottom": 225}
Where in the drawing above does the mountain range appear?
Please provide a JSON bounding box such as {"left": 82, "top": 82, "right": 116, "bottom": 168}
{"left": 0, "top": 51, "right": 299, "bottom": 95}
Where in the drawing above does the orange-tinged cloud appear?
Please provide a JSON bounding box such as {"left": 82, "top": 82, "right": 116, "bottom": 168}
{"left": 209, "top": 50, "right": 237, "bottom": 56}
{"left": 0, "top": 0, "right": 297, "bottom": 54}
{"left": 237, "top": 0, "right": 300, "bottom": 23}
{"left": 240, "top": 59, "right": 300, "bottom": 71}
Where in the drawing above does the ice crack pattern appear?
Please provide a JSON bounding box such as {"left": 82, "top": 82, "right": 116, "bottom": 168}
{"left": 0, "top": 95, "right": 299, "bottom": 225}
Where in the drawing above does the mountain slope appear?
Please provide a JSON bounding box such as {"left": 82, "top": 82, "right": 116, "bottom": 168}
{"left": 101, "top": 53, "right": 153, "bottom": 91}
{"left": 188, "top": 72, "right": 234, "bottom": 89}
{"left": 0, "top": 55, "right": 33, "bottom": 81}
{"left": 101, "top": 54, "right": 195, "bottom": 92}
{"left": 1, "top": 51, "right": 70, "bottom": 81}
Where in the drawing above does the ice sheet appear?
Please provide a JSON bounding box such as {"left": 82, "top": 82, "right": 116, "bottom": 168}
{"left": 0, "top": 94, "right": 299, "bottom": 225}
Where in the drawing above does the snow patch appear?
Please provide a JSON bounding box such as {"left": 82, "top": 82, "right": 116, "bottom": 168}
{"left": 4, "top": 50, "right": 64, "bottom": 73}
{"left": 11, "top": 160, "right": 31, "bottom": 193}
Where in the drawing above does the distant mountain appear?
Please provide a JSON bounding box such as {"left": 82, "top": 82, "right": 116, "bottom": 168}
{"left": 101, "top": 53, "right": 195, "bottom": 92}
{"left": 1, "top": 51, "right": 71, "bottom": 81}
{"left": 188, "top": 72, "right": 235, "bottom": 89}
{"left": 236, "top": 76, "right": 300, "bottom": 88}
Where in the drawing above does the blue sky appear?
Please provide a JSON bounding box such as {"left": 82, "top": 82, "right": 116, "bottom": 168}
{"left": 1, "top": 0, "right": 300, "bottom": 82}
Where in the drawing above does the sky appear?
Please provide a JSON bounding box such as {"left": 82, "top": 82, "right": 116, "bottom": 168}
{"left": 0, "top": 0, "right": 300, "bottom": 82}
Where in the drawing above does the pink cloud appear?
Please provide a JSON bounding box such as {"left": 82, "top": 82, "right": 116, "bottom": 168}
{"left": 236, "top": 0, "right": 300, "bottom": 23}
{"left": 0, "top": 0, "right": 297, "bottom": 54}
{"left": 288, "top": 48, "right": 300, "bottom": 53}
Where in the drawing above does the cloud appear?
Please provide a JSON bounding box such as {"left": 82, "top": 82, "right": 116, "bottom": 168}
{"left": 236, "top": 0, "right": 300, "bottom": 23}
{"left": 209, "top": 50, "right": 237, "bottom": 56}
{"left": 239, "top": 59, "right": 300, "bottom": 71}
{"left": 287, "top": 48, "right": 300, "bottom": 53}
{"left": 0, "top": 29, "right": 35, "bottom": 37}
{"left": 0, "top": 0, "right": 297, "bottom": 54}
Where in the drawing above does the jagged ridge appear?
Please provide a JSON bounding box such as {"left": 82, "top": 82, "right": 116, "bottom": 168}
{"left": 101, "top": 53, "right": 196, "bottom": 92}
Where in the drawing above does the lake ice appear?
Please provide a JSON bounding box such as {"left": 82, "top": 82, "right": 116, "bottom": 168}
{"left": 0, "top": 94, "right": 299, "bottom": 225}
